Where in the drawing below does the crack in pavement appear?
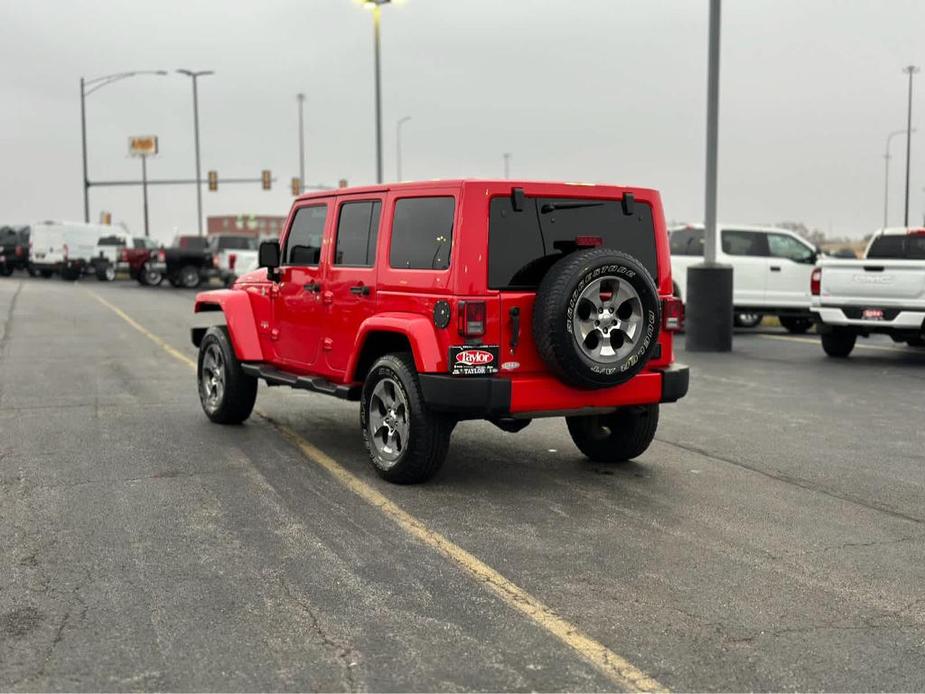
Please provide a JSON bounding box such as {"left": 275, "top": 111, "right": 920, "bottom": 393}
{"left": 656, "top": 437, "right": 924, "bottom": 526}
{"left": 277, "top": 576, "right": 360, "bottom": 692}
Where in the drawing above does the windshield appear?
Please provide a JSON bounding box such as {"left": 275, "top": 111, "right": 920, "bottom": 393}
{"left": 488, "top": 195, "right": 658, "bottom": 289}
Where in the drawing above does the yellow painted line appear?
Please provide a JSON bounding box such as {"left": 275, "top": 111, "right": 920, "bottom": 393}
{"left": 86, "top": 288, "right": 666, "bottom": 693}
{"left": 756, "top": 333, "right": 910, "bottom": 353}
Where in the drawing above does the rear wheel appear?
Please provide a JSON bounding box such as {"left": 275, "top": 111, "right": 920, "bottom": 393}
{"left": 821, "top": 329, "right": 856, "bottom": 358}
{"left": 140, "top": 266, "right": 163, "bottom": 286}
{"left": 197, "top": 326, "right": 257, "bottom": 424}
{"left": 360, "top": 353, "right": 452, "bottom": 484}
{"left": 0, "top": 265, "right": 12, "bottom": 277}
{"left": 734, "top": 312, "right": 763, "bottom": 328}
{"left": 96, "top": 265, "right": 116, "bottom": 282}
{"left": 179, "top": 265, "right": 201, "bottom": 289}
{"left": 780, "top": 316, "right": 813, "bottom": 334}
{"left": 567, "top": 405, "right": 659, "bottom": 463}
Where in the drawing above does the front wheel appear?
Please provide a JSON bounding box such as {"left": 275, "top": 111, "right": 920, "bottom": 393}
{"left": 197, "top": 326, "right": 257, "bottom": 424}
{"left": 360, "top": 353, "right": 452, "bottom": 484}
{"left": 96, "top": 265, "right": 116, "bottom": 282}
{"left": 179, "top": 265, "right": 201, "bottom": 289}
{"left": 734, "top": 312, "right": 763, "bottom": 328}
{"left": 821, "top": 329, "right": 856, "bottom": 358}
{"left": 567, "top": 405, "right": 659, "bottom": 463}
{"left": 780, "top": 316, "right": 813, "bottom": 334}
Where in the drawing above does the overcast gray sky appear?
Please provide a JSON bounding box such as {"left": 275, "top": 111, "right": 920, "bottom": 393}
{"left": 1, "top": 0, "right": 923, "bottom": 242}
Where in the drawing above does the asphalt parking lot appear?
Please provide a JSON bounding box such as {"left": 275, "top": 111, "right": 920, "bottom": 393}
{"left": 1, "top": 277, "right": 923, "bottom": 692}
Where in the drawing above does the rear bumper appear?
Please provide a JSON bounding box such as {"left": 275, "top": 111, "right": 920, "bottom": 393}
{"left": 419, "top": 364, "right": 689, "bottom": 419}
{"left": 812, "top": 305, "right": 925, "bottom": 330}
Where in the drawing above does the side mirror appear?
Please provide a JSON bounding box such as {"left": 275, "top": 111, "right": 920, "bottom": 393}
{"left": 259, "top": 240, "right": 280, "bottom": 281}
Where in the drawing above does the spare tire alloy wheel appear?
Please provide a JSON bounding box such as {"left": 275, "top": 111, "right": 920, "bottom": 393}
{"left": 534, "top": 249, "right": 661, "bottom": 389}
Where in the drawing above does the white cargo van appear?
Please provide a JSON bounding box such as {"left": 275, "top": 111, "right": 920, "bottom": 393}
{"left": 29, "top": 221, "right": 113, "bottom": 280}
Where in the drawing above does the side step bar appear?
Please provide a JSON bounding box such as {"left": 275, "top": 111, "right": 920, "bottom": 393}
{"left": 241, "top": 363, "right": 361, "bottom": 401}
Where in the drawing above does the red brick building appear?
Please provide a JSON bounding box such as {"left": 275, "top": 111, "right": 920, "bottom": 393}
{"left": 207, "top": 214, "right": 286, "bottom": 238}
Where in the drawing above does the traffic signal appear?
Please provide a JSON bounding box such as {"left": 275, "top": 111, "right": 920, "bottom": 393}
{"left": 291, "top": 177, "right": 301, "bottom": 196}
{"left": 208, "top": 170, "right": 218, "bottom": 191}
{"left": 261, "top": 170, "right": 272, "bottom": 190}
{"left": 100, "top": 211, "right": 112, "bottom": 225}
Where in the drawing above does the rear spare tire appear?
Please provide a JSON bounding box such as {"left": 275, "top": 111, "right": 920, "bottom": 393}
{"left": 533, "top": 248, "right": 661, "bottom": 389}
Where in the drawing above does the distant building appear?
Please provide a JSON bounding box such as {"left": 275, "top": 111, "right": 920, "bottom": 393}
{"left": 207, "top": 214, "right": 286, "bottom": 238}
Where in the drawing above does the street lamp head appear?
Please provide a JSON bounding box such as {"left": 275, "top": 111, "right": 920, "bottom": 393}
{"left": 363, "top": 0, "right": 392, "bottom": 6}
{"left": 176, "top": 69, "right": 215, "bottom": 78}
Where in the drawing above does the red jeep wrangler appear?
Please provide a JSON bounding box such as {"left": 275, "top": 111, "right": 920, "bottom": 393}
{"left": 192, "top": 180, "right": 688, "bottom": 483}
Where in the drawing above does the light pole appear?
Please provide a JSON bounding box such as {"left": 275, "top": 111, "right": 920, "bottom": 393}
{"left": 503, "top": 153, "right": 511, "bottom": 179}
{"left": 883, "top": 128, "right": 913, "bottom": 228}
{"left": 297, "top": 93, "right": 306, "bottom": 193}
{"left": 902, "top": 65, "right": 919, "bottom": 226}
{"left": 80, "top": 70, "right": 167, "bottom": 222}
{"left": 177, "top": 69, "right": 214, "bottom": 236}
{"left": 363, "top": 0, "right": 391, "bottom": 183}
{"left": 396, "top": 116, "right": 411, "bottom": 180}
{"left": 686, "top": 0, "right": 732, "bottom": 353}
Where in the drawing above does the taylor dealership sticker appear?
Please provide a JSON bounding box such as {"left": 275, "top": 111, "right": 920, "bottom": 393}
{"left": 449, "top": 345, "right": 500, "bottom": 376}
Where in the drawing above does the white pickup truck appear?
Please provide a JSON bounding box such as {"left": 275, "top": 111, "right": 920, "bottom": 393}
{"left": 670, "top": 224, "right": 819, "bottom": 332}
{"left": 209, "top": 234, "right": 259, "bottom": 286}
{"left": 810, "top": 227, "right": 925, "bottom": 357}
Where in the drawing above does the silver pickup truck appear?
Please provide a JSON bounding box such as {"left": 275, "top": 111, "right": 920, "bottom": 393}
{"left": 810, "top": 227, "right": 925, "bottom": 357}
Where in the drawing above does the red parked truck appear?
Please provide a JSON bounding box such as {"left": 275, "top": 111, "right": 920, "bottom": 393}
{"left": 192, "top": 180, "right": 688, "bottom": 483}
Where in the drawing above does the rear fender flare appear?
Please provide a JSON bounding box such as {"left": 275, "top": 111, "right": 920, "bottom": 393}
{"left": 193, "top": 289, "right": 263, "bottom": 361}
{"left": 347, "top": 313, "right": 443, "bottom": 382}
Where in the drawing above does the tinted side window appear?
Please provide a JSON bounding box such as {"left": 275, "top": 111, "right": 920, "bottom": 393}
{"left": 285, "top": 205, "right": 328, "bottom": 265}
{"left": 669, "top": 228, "right": 704, "bottom": 256}
{"left": 767, "top": 233, "right": 814, "bottom": 263}
{"left": 335, "top": 201, "right": 382, "bottom": 266}
{"left": 389, "top": 197, "right": 454, "bottom": 270}
{"left": 722, "top": 230, "right": 767, "bottom": 257}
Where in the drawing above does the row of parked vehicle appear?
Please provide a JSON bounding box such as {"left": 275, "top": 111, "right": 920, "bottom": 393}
{"left": 0, "top": 222, "right": 266, "bottom": 288}
{"left": 668, "top": 223, "right": 925, "bottom": 357}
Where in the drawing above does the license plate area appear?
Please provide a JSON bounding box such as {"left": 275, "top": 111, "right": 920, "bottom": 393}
{"left": 449, "top": 345, "right": 499, "bottom": 376}
{"left": 862, "top": 308, "right": 884, "bottom": 320}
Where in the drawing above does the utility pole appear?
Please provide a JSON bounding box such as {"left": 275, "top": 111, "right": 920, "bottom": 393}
{"left": 686, "top": 0, "right": 733, "bottom": 353}
{"left": 883, "top": 129, "right": 912, "bottom": 228}
{"left": 297, "top": 93, "right": 306, "bottom": 194}
{"left": 140, "top": 154, "right": 150, "bottom": 237}
{"left": 503, "top": 153, "right": 511, "bottom": 179}
{"left": 902, "top": 65, "right": 919, "bottom": 226}
{"left": 396, "top": 116, "right": 411, "bottom": 180}
{"left": 177, "top": 70, "right": 214, "bottom": 236}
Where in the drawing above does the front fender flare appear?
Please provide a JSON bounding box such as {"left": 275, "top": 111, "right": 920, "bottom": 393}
{"left": 347, "top": 313, "right": 444, "bottom": 381}
{"left": 193, "top": 289, "right": 264, "bottom": 361}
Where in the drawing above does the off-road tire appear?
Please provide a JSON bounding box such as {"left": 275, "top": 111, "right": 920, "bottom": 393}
{"left": 0, "top": 265, "right": 13, "bottom": 277}
{"left": 360, "top": 353, "right": 452, "bottom": 484}
{"left": 179, "top": 265, "right": 201, "bottom": 289}
{"left": 780, "top": 316, "right": 813, "bottom": 334}
{"left": 567, "top": 405, "right": 659, "bottom": 463}
{"left": 533, "top": 248, "right": 661, "bottom": 390}
{"left": 197, "top": 326, "right": 257, "bottom": 424}
{"left": 821, "top": 329, "right": 856, "bottom": 358}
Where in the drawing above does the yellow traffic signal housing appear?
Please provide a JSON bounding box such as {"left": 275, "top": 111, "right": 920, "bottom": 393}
{"left": 207, "top": 170, "right": 218, "bottom": 191}
{"left": 291, "top": 177, "right": 301, "bottom": 196}
{"left": 262, "top": 170, "right": 272, "bottom": 190}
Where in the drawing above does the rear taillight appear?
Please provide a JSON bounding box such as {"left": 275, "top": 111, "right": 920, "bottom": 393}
{"left": 457, "top": 301, "right": 486, "bottom": 337}
{"left": 661, "top": 296, "right": 684, "bottom": 332}
{"left": 228, "top": 253, "right": 237, "bottom": 270}
{"left": 811, "top": 267, "right": 822, "bottom": 296}
{"left": 121, "top": 249, "right": 129, "bottom": 261}
{"left": 157, "top": 250, "right": 165, "bottom": 263}
{"left": 15, "top": 245, "right": 23, "bottom": 257}
{"left": 62, "top": 243, "right": 68, "bottom": 261}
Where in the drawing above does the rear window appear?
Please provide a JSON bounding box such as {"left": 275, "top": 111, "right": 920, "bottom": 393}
{"left": 177, "top": 236, "right": 208, "bottom": 251}
{"left": 867, "top": 234, "right": 925, "bottom": 259}
{"left": 214, "top": 236, "right": 257, "bottom": 251}
{"left": 97, "top": 235, "right": 126, "bottom": 247}
{"left": 488, "top": 196, "right": 658, "bottom": 289}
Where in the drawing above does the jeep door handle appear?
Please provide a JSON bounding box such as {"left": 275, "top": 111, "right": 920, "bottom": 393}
{"left": 770, "top": 266, "right": 781, "bottom": 272}
{"left": 303, "top": 281, "right": 321, "bottom": 292}
{"left": 350, "top": 283, "right": 371, "bottom": 296}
